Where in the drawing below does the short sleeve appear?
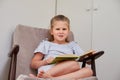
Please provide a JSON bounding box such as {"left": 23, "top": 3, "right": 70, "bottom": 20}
{"left": 70, "top": 41, "right": 84, "bottom": 56}
{"left": 34, "top": 40, "right": 46, "bottom": 54}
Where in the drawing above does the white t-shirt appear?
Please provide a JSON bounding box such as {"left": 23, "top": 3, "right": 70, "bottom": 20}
{"left": 34, "top": 40, "right": 84, "bottom": 60}
{"left": 34, "top": 40, "right": 84, "bottom": 73}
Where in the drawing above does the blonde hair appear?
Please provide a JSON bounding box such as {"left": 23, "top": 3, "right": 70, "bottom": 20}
{"left": 49, "top": 15, "right": 70, "bottom": 42}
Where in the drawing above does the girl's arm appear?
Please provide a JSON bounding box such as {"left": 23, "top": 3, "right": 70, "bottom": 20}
{"left": 30, "top": 52, "right": 47, "bottom": 69}
{"left": 30, "top": 52, "right": 54, "bottom": 69}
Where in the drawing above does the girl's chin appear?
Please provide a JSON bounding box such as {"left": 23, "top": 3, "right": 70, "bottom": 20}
{"left": 57, "top": 39, "right": 65, "bottom": 42}
{"left": 54, "top": 40, "right": 66, "bottom": 44}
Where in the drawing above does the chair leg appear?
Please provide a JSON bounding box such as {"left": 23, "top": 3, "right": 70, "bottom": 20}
{"left": 8, "top": 54, "right": 17, "bottom": 80}
{"left": 82, "top": 61, "right": 86, "bottom": 68}
{"left": 91, "top": 58, "right": 96, "bottom": 76}
{"left": 8, "top": 56, "right": 13, "bottom": 80}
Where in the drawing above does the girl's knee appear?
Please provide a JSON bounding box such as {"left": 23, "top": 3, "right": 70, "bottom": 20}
{"left": 68, "top": 61, "right": 80, "bottom": 70}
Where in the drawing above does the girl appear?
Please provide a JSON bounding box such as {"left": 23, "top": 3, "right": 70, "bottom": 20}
{"left": 30, "top": 15, "right": 93, "bottom": 79}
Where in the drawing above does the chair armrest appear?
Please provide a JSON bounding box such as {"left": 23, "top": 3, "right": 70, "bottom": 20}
{"left": 9, "top": 45, "right": 19, "bottom": 57}
{"left": 77, "top": 51, "right": 104, "bottom": 76}
{"left": 78, "top": 51, "right": 104, "bottom": 62}
{"left": 8, "top": 44, "right": 19, "bottom": 80}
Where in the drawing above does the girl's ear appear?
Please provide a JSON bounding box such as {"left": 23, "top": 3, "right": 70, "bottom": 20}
{"left": 49, "top": 29, "right": 53, "bottom": 35}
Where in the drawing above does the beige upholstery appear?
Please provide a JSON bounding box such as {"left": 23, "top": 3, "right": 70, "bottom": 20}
{"left": 16, "top": 74, "right": 97, "bottom": 80}
{"left": 11, "top": 24, "right": 97, "bottom": 80}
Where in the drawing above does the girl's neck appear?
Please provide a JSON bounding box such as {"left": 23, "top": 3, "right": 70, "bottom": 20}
{"left": 52, "top": 40, "right": 68, "bottom": 44}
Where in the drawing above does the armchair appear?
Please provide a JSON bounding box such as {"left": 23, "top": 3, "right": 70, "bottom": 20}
{"left": 8, "top": 24, "right": 104, "bottom": 80}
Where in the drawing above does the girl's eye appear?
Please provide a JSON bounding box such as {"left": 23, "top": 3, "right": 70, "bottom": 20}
{"left": 63, "top": 28, "right": 67, "bottom": 30}
{"left": 55, "top": 28, "right": 67, "bottom": 30}
{"left": 56, "top": 28, "right": 60, "bottom": 30}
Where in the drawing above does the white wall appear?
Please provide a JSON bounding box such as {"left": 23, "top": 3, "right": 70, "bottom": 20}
{"left": 0, "top": 0, "right": 120, "bottom": 80}
{"left": 57, "top": 0, "right": 93, "bottom": 51}
{"left": 0, "top": 0, "right": 55, "bottom": 80}
{"left": 93, "top": 0, "right": 120, "bottom": 80}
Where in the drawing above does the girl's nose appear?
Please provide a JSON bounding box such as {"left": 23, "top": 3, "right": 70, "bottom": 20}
{"left": 59, "top": 29, "right": 63, "bottom": 33}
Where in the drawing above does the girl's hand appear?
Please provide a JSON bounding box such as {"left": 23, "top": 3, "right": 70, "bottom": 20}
{"left": 45, "top": 57, "right": 54, "bottom": 64}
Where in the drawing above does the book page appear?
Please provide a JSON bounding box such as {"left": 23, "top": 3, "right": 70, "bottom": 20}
{"left": 50, "top": 50, "right": 95, "bottom": 64}
{"left": 50, "top": 54, "right": 79, "bottom": 64}
{"left": 80, "top": 50, "right": 95, "bottom": 57}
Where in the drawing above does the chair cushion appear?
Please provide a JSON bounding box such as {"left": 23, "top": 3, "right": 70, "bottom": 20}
{"left": 16, "top": 74, "right": 98, "bottom": 80}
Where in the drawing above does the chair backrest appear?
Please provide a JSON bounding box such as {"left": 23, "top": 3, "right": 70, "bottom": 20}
{"left": 13, "top": 24, "right": 74, "bottom": 78}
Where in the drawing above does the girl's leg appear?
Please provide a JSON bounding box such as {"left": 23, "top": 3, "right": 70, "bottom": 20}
{"left": 36, "top": 60, "right": 93, "bottom": 79}
{"left": 54, "top": 67, "right": 93, "bottom": 79}
{"left": 37, "top": 70, "right": 52, "bottom": 78}
{"left": 45, "top": 60, "right": 80, "bottom": 77}
{"left": 38, "top": 67, "right": 93, "bottom": 79}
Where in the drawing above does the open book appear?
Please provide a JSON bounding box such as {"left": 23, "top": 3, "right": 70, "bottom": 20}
{"left": 50, "top": 50, "right": 95, "bottom": 64}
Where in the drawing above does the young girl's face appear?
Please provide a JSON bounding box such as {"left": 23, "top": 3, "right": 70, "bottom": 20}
{"left": 50, "top": 21, "right": 69, "bottom": 44}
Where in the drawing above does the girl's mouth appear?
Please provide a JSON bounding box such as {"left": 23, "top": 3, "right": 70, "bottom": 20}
{"left": 58, "top": 35, "right": 64, "bottom": 37}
